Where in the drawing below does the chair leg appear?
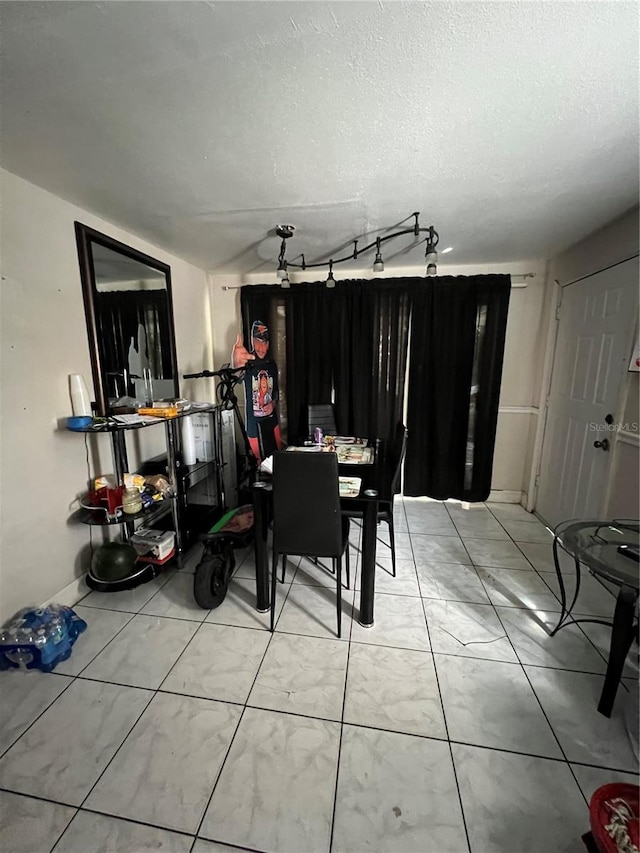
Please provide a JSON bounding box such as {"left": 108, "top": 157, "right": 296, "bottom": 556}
{"left": 344, "top": 543, "right": 350, "bottom": 590}
{"left": 281, "top": 554, "right": 287, "bottom": 584}
{"left": 388, "top": 517, "right": 396, "bottom": 578}
{"left": 270, "top": 550, "right": 279, "bottom": 632}
{"left": 335, "top": 558, "right": 342, "bottom": 639}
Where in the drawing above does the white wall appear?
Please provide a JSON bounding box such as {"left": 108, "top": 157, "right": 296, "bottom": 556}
{"left": 209, "top": 259, "right": 547, "bottom": 503}
{"left": 0, "top": 169, "right": 214, "bottom": 625}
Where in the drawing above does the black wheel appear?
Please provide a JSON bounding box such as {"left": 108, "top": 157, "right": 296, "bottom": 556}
{"left": 193, "top": 552, "right": 231, "bottom": 609}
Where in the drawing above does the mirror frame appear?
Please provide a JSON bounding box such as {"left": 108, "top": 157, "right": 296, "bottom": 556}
{"left": 74, "top": 222, "right": 180, "bottom": 416}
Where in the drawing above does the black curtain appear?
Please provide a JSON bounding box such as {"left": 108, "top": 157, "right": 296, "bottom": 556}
{"left": 404, "top": 275, "right": 510, "bottom": 501}
{"left": 240, "top": 280, "right": 411, "bottom": 445}
{"left": 330, "top": 279, "right": 413, "bottom": 443}
{"left": 95, "top": 290, "right": 172, "bottom": 391}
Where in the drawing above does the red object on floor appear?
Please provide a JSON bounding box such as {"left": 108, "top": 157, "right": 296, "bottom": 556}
{"left": 589, "top": 783, "right": 639, "bottom": 853}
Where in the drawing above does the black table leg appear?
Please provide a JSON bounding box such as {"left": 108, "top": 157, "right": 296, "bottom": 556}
{"left": 597, "top": 584, "right": 637, "bottom": 717}
{"left": 252, "top": 484, "right": 270, "bottom": 613}
{"left": 359, "top": 497, "right": 378, "bottom": 627}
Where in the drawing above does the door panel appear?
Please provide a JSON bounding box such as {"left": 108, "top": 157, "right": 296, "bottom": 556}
{"left": 536, "top": 257, "right": 638, "bottom": 527}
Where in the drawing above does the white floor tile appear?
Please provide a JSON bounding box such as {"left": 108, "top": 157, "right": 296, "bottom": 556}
{"left": 161, "top": 622, "right": 270, "bottom": 703}
{"left": 477, "top": 566, "right": 561, "bottom": 610}
{"left": 435, "top": 654, "right": 561, "bottom": 758}
{"left": 406, "top": 513, "right": 459, "bottom": 536}
{"left": 486, "top": 503, "right": 538, "bottom": 523}
{"left": 539, "top": 570, "right": 616, "bottom": 619}
{"left": 249, "top": 633, "right": 348, "bottom": 720}
{"left": 423, "top": 599, "right": 518, "bottom": 662}
{"left": 499, "top": 519, "right": 554, "bottom": 543}
{"left": 79, "top": 571, "right": 173, "bottom": 613}
{"left": 410, "top": 533, "right": 470, "bottom": 565}
{"left": 525, "top": 666, "right": 639, "bottom": 772}
{"left": 416, "top": 562, "right": 490, "bottom": 604}
{"left": 344, "top": 644, "right": 446, "bottom": 738}
{"left": 55, "top": 606, "right": 134, "bottom": 676}
{"left": 578, "top": 621, "right": 640, "bottom": 679}
{"left": 140, "top": 571, "right": 211, "bottom": 621}
{"left": 496, "top": 607, "right": 607, "bottom": 673}
{"left": 0, "top": 670, "right": 71, "bottom": 756}
{"left": 453, "top": 743, "right": 587, "bottom": 853}
{"left": 351, "top": 593, "right": 430, "bottom": 651}
{"left": 81, "top": 614, "right": 199, "bottom": 689}
{"left": 0, "top": 790, "right": 75, "bottom": 853}
{"left": 463, "top": 538, "right": 532, "bottom": 570}
{"left": 200, "top": 707, "right": 340, "bottom": 853}
{"left": 55, "top": 810, "right": 193, "bottom": 852}
{"left": 570, "top": 763, "right": 640, "bottom": 801}
{"left": 275, "top": 580, "right": 354, "bottom": 640}
{"left": 205, "top": 576, "right": 286, "bottom": 630}
{"left": 355, "top": 557, "right": 421, "bottom": 597}
{"left": 85, "top": 692, "right": 241, "bottom": 833}
{"left": 333, "top": 726, "right": 468, "bottom": 853}
{"left": 515, "top": 541, "right": 575, "bottom": 574}
{"left": 0, "top": 679, "right": 151, "bottom": 805}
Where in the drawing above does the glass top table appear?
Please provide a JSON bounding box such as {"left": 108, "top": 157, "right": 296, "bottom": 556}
{"left": 551, "top": 519, "right": 639, "bottom": 717}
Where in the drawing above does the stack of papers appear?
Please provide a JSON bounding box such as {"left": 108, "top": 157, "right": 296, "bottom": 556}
{"left": 336, "top": 445, "right": 373, "bottom": 465}
{"left": 339, "top": 477, "right": 362, "bottom": 498}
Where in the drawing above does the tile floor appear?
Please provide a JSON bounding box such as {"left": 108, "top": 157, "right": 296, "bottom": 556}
{"left": 1, "top": 499, "right": 638, "bottom": 853}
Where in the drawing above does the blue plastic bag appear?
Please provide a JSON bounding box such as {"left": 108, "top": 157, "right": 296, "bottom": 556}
{"left": 0, "top": 604, "right": 87, "bottom": 672}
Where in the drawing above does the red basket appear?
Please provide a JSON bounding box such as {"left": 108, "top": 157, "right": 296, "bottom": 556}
{"left": 589, "top": 783, "right": 639, "bottom": 853}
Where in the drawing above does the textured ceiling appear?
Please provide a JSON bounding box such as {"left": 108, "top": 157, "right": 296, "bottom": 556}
{"left": 1, "top": 1, "right": 638, "bottom": 274}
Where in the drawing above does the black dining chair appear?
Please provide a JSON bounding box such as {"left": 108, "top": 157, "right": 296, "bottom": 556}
{"left": 378, "top": 423, "right": 408, "bottom": 577}
{"left": 270, "top": 450, "right": 350, "bottom": 637}
{"left": 307, "top": 403, "right": 337, "bottom": 437}
{"left": 346, "top": 422, "right": 407, "bottom": 577}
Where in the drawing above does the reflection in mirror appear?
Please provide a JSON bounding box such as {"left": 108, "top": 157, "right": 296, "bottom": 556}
{"left": 75, "top": 223, "right": 180, "bottom": 416}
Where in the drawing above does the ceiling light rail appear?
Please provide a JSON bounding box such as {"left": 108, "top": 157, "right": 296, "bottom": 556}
{"left": 276, "top": 211, "right": 439, "bottom": 288}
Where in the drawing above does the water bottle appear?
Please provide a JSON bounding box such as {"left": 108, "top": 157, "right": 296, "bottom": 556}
{"left": 314, "top": 427, "right": 323, "bottom": 446}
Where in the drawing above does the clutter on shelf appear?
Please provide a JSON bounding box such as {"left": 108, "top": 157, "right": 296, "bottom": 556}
{"left": 0, "top": 604, "right": 87, "bottom": 672}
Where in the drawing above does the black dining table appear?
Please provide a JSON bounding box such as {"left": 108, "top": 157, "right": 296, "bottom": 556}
{"left": 250, "top": 438, "right": 395, "bottom": 628}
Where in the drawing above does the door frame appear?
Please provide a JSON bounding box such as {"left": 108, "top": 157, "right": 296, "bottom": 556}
{"left": 528, "top": 254, "right": 639, "bottom": 520}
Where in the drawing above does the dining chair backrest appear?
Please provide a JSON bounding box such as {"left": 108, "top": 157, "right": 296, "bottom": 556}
{"left": 307, "top": 403, "right": 337, "bottom": 437}
{"left": 390, "top": 423, "right": 408, "bottom": 497}
{"left": 272, "top": 451, "right": 343, "bottom": 557}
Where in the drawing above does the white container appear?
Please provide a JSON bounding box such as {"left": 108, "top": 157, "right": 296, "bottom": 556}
{"left": 181, "top": 415, "right": 198, "bottom": 465}
{"left": 69, "top": 374, "right": 92, "bottom": 416}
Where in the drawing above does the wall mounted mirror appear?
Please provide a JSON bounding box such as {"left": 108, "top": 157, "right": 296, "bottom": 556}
{"left": 75, "top": 222, "right": 180, "bottom": 416}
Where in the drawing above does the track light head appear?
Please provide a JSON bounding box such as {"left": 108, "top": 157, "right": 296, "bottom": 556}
{"left": 372, "top": 237, "right": 384, "bottom": 272}
{"left": 326, "top": 260, "right": 336, "bottom": 289}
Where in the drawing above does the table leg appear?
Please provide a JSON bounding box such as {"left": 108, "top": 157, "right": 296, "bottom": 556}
{"left": 551, "top": 537, "right": 582, "bottom": 635}
{"left": 252, "top": 485, "right": 270, "bottom": 613}
{"left": 359, "top": 498, "right": 378, "bottom": 628}
{"left": 597, "top": 584, "right": 637, "bottom": 718}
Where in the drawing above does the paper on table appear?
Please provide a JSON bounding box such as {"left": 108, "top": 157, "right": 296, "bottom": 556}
{"left": 336, "top": 445, "right": 373, "bottom": 465}
{"left": 339, "top": 476, "right": 362, "bottom": 498}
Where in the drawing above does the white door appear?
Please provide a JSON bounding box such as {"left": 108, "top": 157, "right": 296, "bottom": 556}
{"left": 536, "top": 257, "right": 638, "bottom": 528}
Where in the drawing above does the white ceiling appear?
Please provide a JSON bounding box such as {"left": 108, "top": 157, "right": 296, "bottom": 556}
{"left": 1, "top": 1, "right": 638, "bottom": 275}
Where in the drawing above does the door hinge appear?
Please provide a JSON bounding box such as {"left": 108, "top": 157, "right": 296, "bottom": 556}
{"left": 555, "top": 289, "right": 563, "bottom": 321}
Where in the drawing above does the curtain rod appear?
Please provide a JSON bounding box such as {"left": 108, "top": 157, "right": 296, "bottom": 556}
{"left": 222, "top": 273, "right": 535, "bottom": 291}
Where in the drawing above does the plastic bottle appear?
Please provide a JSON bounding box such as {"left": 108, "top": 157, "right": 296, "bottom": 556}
{"left": 69, "top": 374, "right": 92, "bottom": 416}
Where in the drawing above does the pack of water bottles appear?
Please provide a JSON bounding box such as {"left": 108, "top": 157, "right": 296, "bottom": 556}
{"left": 0, "top": 604, "right": 87, "bottom": 672}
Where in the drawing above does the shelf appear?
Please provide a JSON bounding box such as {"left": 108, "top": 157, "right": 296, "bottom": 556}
{"left": 73, "top": 499, "right": 172, "bottom": 527}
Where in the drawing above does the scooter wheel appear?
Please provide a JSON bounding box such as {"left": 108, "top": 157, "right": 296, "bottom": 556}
{"left": 194, "top": 554, "right": 229, "bottom": 609}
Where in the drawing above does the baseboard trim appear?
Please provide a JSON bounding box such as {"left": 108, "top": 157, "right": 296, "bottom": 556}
{"left": 42, "top": 575, "right": 90, "bottom": 610}
{"left": 487, "top": 490, "right": 525, "bottom": 504}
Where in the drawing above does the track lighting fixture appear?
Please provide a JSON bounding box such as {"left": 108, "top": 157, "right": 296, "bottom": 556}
{"left": 425, "top": 226, "right": 438, "bottom": 276}
{"left": 372, "top": 237, "right": 384, "bottom": 273}
{"left": 274, "top": 212, "right": 439, "bottom": 286}
{"left": 326, "top": 260, "right": 336, "bottom": 289}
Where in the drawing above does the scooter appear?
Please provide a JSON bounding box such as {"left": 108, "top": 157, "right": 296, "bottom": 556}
{"left": 182, "top": 365, "right": 258, "bottom": 609}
